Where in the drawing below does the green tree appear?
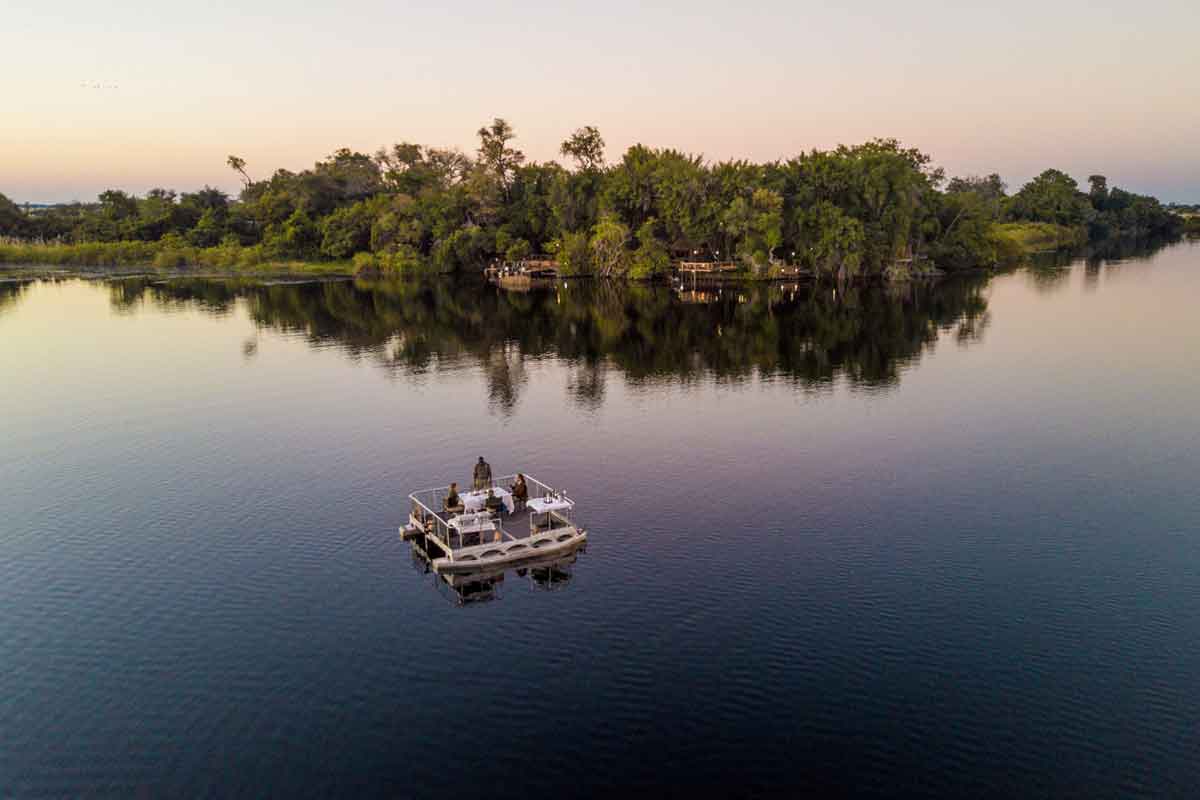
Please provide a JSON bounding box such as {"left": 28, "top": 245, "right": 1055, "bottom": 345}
{"left": 560, "top": 126, "right": 605, "bottom": 172}
{"left": 1007, "top": 169, "right": 1091, "bottom": 226}
{"left": 505, "top": 163, "right": 562, "bottom": 250}
{"left": 602, "top": 144, "right": 659, "bottom": 233}
{"left": 550, "top": 168, "right": 602, "bottom": 235}
{"left": 0, "top": 193, "right": 29, "bottom": 238}
{"left": 431, "top": 224, "right": 490, "bottom": 272}
{"left": 369, "top": 194, "right": 423, "bottom": 254}
{"left": 75, "top": 190, "right": 139, "bottom": 241}
{"left": 132, "top": 188, "right": 183, "bottom": 241}
{"left": 929, "top": 178, "right": 1005, "bottom": 270}
{"left": 178, "top": 187, "right": 229, "bottom": 233}
{"left": 649, "top": 150, "right": 710, "bottom": 252}
{"left": 314, "top": 148, "right": 384, "bottom": 203}
{"left": 589, "top": 216, "right": 631, "bottom": 277}
{"left": 505, "top": 238, "right": 532, "bottom": 262}
{"left": 799, "top": 202, "right": 865, "bottom": 279}
{"left": 630, "top": 219, "right": 670, "bottom": 279}
{"left": 557, "top": 230, "right": 592, "bottom": 276}
{"left": 376, "top": 143, "right": 470, "bottom": 194}
{"left": 227, "top": 155, "right": 251, "bottom": 189}
{"left": 946, "top": 174, "right": 1005, "bottom": 207}
{"left": 475, "top": 118, "right": 524, "bottom": 199}
{"left": 264, "top": 209, "right": 320, "bottom": 259}
{"left": 747, "top": 188, "right": 784, "bottom": 270}
{"left": 188, "top": 208, "right": 225, "bottom": 247}
{"left": 320, "top": 198, "right": 382, "bottom": 258}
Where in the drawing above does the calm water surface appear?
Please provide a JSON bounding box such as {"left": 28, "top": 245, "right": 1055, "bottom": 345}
{"left": 2, "top": 243, "right": 1199, "bottom": 797}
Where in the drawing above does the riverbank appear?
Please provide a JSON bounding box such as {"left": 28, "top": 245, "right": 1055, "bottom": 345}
{"left": 994, "top": 222, "right": 1088, "bottom": 255}
{"left": 0, "top": 221, "right": 1128, "bottom": 282}
{"left": 0, "top": 240, "right": 950, "bottom": 283}
{"left": 0, "top": 240, "right": 353, "bottom": 277}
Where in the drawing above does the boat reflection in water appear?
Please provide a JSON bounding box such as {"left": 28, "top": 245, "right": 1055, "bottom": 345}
{"left": 407, "top": 534, "right": 584, "bottom": 606}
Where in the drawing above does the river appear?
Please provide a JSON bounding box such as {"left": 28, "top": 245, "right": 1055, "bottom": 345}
{"left": 2, "top": 241, "right": 1198, "bottom": 797}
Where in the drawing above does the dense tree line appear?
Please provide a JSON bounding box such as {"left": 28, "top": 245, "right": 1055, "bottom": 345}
{"left": 1004, "top": 170, "right": 1181, "bottom": 240}
{"left": 0, "top": 121, "right": 1183, "bottom": 277}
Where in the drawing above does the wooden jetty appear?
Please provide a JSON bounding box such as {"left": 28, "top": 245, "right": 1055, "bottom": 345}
{"left": 677, "top": 260, "right": 740, "bottom": 275}
{"left": 485, "top": 257, "right": 561, "bottom": 291}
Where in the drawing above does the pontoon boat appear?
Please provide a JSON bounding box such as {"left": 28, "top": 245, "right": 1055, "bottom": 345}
{"left": 402, "top": 474, "right": 586, "bottom": 574}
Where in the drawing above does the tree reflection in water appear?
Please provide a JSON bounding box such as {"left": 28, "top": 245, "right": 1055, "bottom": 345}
{"left": 1014, "top": 236, "right": 1174, "bottom": 296}
{"left": 113, "top": 274, "right": 995, "bottom": 411}
{"left": 0, "top": 279, "right": 33, "bottom": 316}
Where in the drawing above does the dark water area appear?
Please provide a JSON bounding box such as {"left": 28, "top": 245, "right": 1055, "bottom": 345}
{"left": 2, "top": 242, "right": 1199, "bottom": 798}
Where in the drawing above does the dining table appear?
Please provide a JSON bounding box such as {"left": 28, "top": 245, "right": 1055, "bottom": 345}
{"left": 526, "top": 496, "right": 573, "bottom": 515}
{"left": 460, "top": 486, "right": 514, "bottom": 514}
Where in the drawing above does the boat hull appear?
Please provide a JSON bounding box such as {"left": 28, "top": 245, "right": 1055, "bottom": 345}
{"left": 432, "top": 527, "right": 587, "bottom": 574}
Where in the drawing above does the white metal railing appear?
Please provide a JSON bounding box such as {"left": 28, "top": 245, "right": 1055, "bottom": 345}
{"left": 408, "top": 473, "right": 576, "bottom": 558}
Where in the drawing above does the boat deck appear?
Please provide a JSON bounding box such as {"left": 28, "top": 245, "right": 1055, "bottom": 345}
{"left": 451, "top": 505, "right": 573, "bottom": 548}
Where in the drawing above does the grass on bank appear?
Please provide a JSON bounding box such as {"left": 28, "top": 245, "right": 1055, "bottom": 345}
{"left": 993, "top": 222, "right": 1087, "bottom": 255}
{"left": 2, "top": 220, "right": 1105, "bottom": 279}
{"left": 0, "top": 238, "right": 353, "bottom": 276}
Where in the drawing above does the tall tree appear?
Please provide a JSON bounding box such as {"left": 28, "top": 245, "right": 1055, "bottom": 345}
{"left": 1007, "top": 169, "right": 1091, "bottom": 226}
{"left": 227, "top": 155, "right": 251, "bottom": 189}
{"left": 560, "top": 126, "right": 606, "bottom": 172}
{"left": 475, "top": 118, "right": 525, "bottom": 197}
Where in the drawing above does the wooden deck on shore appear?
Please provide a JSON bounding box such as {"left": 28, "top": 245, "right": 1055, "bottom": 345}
{"left": 493, "top": 273, "right": 558, "bottom": 291}
{"left": 486, "top": 258, "right": 561, "bottom": 291}
{"left": 676, "top": 261, "right": 814, "bottom": 281}
{"left": 677, "top": 260, "right": 740, "bottom": 274}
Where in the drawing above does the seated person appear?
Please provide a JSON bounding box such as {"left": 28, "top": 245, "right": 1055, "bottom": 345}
{"left": 484, "top": 488, "right": 505, "bottom": 516}
{"left": 444, "top": 482, "right": 464, "bottom": 514}
{"left": 511, "top": 474, "right": 529, "bottom": 510}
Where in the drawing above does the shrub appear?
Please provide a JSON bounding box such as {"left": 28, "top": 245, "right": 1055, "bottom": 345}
{"left": 589, "top": 217, "right": 631, "bottom": 277}
{"left": 505, "top": 238, "right": 532, "bottom": 262}
{"left": 629, "top": 219, "right": 670, "bottom": 280}
{"left": 557, "top": 231, "right": 591, "bottom": 276}
{"left": 352, "top": 252, "right": 380, "bottom": 275}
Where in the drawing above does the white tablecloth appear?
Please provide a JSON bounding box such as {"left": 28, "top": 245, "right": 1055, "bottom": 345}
{"left": 447, "top": 511, "right": 496, "bottom": 534}
{"left": 461, "top": 487, "right": 514, "bottom": 514}
{"left": 526, "top": 497, "right": 573, "bottom": 515}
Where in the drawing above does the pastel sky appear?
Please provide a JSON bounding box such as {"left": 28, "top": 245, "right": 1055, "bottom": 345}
{"left": 3, "top": 0, "right": 1198, "bottom": 203}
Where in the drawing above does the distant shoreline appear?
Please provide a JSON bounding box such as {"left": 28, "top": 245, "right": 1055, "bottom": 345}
{"left": 0, "top": 221, "right": 1099, "bottom": 283}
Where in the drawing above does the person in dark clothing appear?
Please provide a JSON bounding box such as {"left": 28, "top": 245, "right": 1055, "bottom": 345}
{"left": 484, "top": 488, "right": 504, "bottom": 516}
{"left": 511, "top": 473, "right": 529, "bottom": 511}
{"left": 473, "top": 456, "right": 493, "bottom": 490}
{"left": 444, "top": 482, "right": 464, "bottom": 514}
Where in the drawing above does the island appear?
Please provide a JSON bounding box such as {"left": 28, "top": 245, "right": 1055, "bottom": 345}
{"left": 0, "top": 121, "right": 1185, "bottom": 280}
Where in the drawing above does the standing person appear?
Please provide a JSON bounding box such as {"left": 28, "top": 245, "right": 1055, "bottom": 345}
{"left": 473, "top": 456, "right": 492, "bottom": 490}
